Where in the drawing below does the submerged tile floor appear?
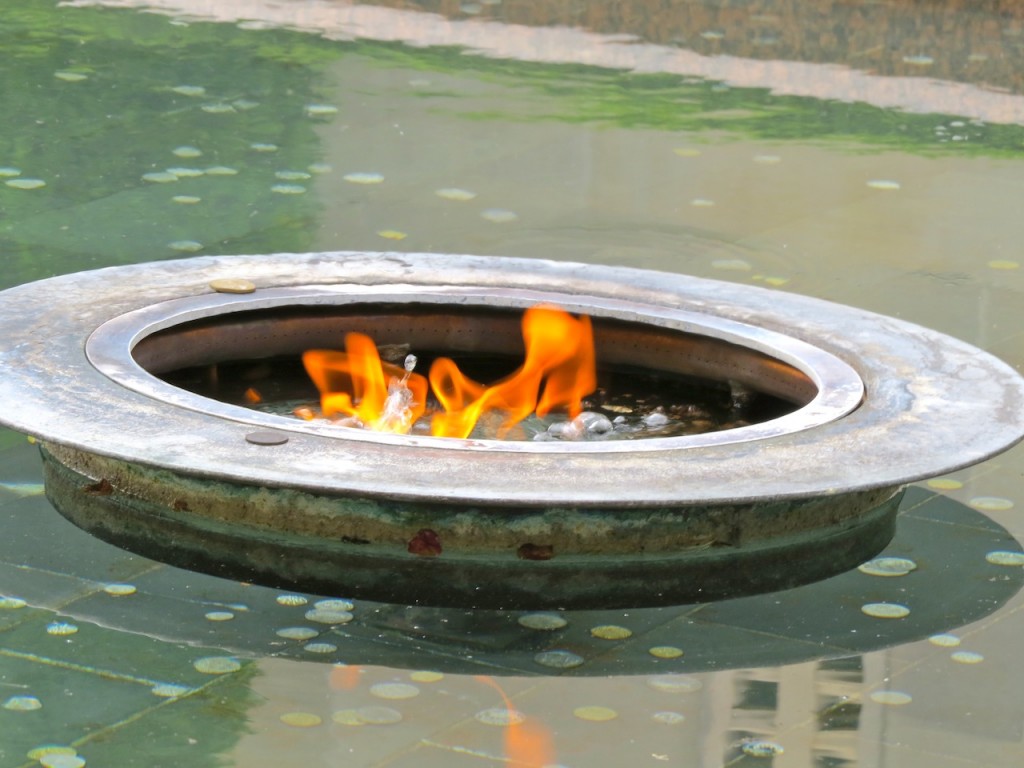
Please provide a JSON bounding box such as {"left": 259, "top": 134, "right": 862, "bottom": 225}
{"left": 1, "top": 434, "right": 1022, "bottom": 767}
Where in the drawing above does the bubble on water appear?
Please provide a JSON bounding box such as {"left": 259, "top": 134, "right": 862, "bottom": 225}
{"left": 204, "top": 611, "right": 234, "bottom": 622}
{"left": 356, "top": 705, "right": 403, "bottom": 725}
{"left": 168, "top": 240, "right": 203, "bottom": 252}
{"left": 409, "top": 671, "right": 443, "bottom": 683}
{"left": 275, "top": 170, "right": 312, "bottom": 181}
{"left": 166, "top": 167, "right": 204, "bottom": 177}
{"left": 534, "top": 650, "right": 584, "bottom": 669}
{"left": 303, "top": 642, "right": 337, "bottom": 654}
{"left": 649, "top": 646, "right": 684, "bottom": 659}
{"left": 377, "top": 230, "right": 407, "bottom": 240}
{"left": 102, "top": 583, "right": 136, "bottom": 596}
{"left": 193, "top": 656, "right": 241, "bottom": 674}
{"left": 574, "top": 705, "right": 617, "bottom": 721}
{"left": 142, "top": 172, "right": 178, "bottom": 183}
{"left": 858, "top": 557, "right": 917, "bottom": 577}
{"left": 0, "top": 167, "right": 22, "bottom": 177}
{"left": 969, "top": 496, "right": 1014, "bottom": 511}
{"left": 6, "top": 178, "right": 47, "bottom": 189}
{"left": 172, "top": 195, "right": 201, "bottom": 204}
{"left": 518, "top": 612, "right": 568, "bottom": 630}
{"left": 652, "top": 710, "right": 685, "bottom": 724}
{"left": 271, "top": 184, "right": 306, "bottom": 195}
{"left": 370, "top": 682, "right": 420, "bottom": 700}
{"left": 54, "top": 71, "right": 88, "bottom": 82}
{"left": 39, "top": 754, "right": 85, "bottom": 768}
{"left": 276, "top": 594, "right": 309, "bottom": 607}
{"left": 172, "top": 85, "right": 206, "bottom": 96}
{"left": 276, "top": 626, "right": 319, "bottom": 640}
{"left": 314, "top": 599, "right": 354, "bottom": 611}
{"left": 46, "top": 622, "right": 78, "bottom": 636}
{"left": 205, "top": 165, "right": 238, "bottom": 176}
{"left": 480, "top": 208, "right": 518, "bottom": 223}
{"left": 172, "top": 145, "right": 202, "bottom": 158}
{"left": 928, "top": 633, "right": 961, "bottom": 647}
{"left": 742, "top": 740, "right": 784, "bottom": 758}
{"left": 643, "top": 411, "right": 670, "bottom": 428}
{"left": 870, "top": 690, "right": 912, "bottom": 705}
{"left": 250, "top": 142, "right": 279, "bottom": 152}
{"left": 435, "top": 187, "right": 476, "bottom": 201}
{"left": 343, "top": 172, "right": 384, "bottom": 184}
{"left": 304, "top": 608, "right": 353, "bottom": 625}
{"left": 987, "top": 260, "right": 1020, "bottom": 270}
{"left": 861, "top": 602, "right": 910, "bottom": 619}
{"left": 927, "top": 478, "right": 963, "bottom": 490}
{"left": 308, "top": 163, "right": 333, "bottom": 174}
{"left": 202, "top": 103, "right": 236, "bottom": 114}
{"left": 3, "top": 695, "right": 42, "bottom": 711}
{"left": 711, "top": 258, "right": 751, "bottom": 271}
{"left": 305, "top": 104, "right": 339, "bottom": 116}
{"left": 476, "top": 707, "right": 526, "bottom": 726}
{"left": 151, "top": 683, "right": 191, "bottom": 698}
{"left": 951, "top": 651, "right": 984, "bottom": 664}
{"left": 590, "top": 624, "right": 632, "bottom": 640}
{"left": 985, "top": 550, "right": 1024, "bottom": 566}
{"left": 0, "top": 597, "right": 27, "bottom": 609}
{"left": 866, "top": 179, "right": 901, "bottom": 190}
{"left": 280, "top": 712, "right": 321, "bottom": 727}
{"left": 647, "top": 675, "right": 702, "bottom": 694}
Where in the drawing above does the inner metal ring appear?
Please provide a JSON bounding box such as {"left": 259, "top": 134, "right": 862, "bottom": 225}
{"left": 85, "top": 285, "right": 865, "bottom": 453}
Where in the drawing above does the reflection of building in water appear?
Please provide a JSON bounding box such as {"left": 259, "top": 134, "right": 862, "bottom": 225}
{"left": 381, "top": 0, "right": 1024, "bottom": 94}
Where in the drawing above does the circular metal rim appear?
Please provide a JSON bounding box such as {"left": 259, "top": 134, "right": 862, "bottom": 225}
{"left": 1, "top": 251, "right": 1022, "bottom": 507}
{"left": 84, "top": 284, "right": 866, "bottom": 454}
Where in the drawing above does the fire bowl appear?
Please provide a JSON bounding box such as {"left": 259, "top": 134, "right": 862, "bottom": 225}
{"left": 1, "top": 252, "right": 1022, "bottom": 609}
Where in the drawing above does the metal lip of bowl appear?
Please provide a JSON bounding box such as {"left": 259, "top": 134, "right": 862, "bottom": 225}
{"left": 0, "top": 251, "right": 1022, "bottom": 508}
{"left": 84, "top": 283, "right": 865, "bottom": 454}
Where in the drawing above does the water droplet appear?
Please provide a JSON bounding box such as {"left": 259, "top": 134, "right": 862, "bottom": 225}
{"left": 142, "top": 172, "right": 178, "bottom": 183}
{"left": 276, "top": 627, "right": 319, "bottom": 640}
{"left": 332, "top": 709, "right": 364, "bottom": 726}
{"left": 476, "top": 707, "right": 525, "bottom": 726}
{"left": 250, "top": 142, "right": 279, "bottom": 152}
{"left": 0, "top": 167, "right": 22, "bottom": 177}
{"left": 54, "top": 71, "right": 88, "bottom": 82}
{"left": 518, "top": 612, "right": 567, "bottom": 630}
{"left": 314, "top": 599, "right": 354, "bottom": 611}
{"left": 205, "top": 165, "right": 238, "bottom": 176}
{"left": 172, "top": 85, "right": 206, "bottom": 97}
{"left": 151, "top": 684, "right": 191, "bottom": 698}
{"left": 370, "top": 682, "right": 420, "bottom": 700}
{"left": 534, "top": 649, "right": 584, "bottom": 669}
{"left": 46, "top": 622, "right": 78, "bottom": 636}
{"left": 172, "top": 195, "right": 201, "bottom": 204}
{"left": 742, "top": 740, "right": 784, "bottom": 758}
{"left": 649, "top": 646, "right": 684, "bottom": 659}
{"left": 343, "top": 172, "right": 384, "bottom": 184}
{"left": 201, "top": 103, "right": 236, "bottom": 114}
{"left": 303, "top": 642, "right": 337, "bottom": 654}
{"left": 870, "top": 691, "right": 912, "bottom": 705}
{"left": 3, "top": 695, "right": 42, "bottom": 711}
{"left": 308, "top": 163, "right": 332, "bottom": 174}
{"left": 928, "top": 633, "right": 961, "bottom": 647}
{"left": 711, "top": 258, "right": 751, "bottom": 271}
{"left": 987, "top": 260, "right": 1020, "bottom": 270}
{"left": 168, "top": 240, "right": 203, "bottom": 253}
{"left": 166, "top": 167, "right": 204, "bottom": 177}
{"left": 209, "top": 278, "right": 255, "bottom": 294}
{"left": 204, "top": 611, "right": 234, "bottom": 622}
{"left": 275, "top": 170, "right": 312, "bottom": 181}
{"left": 356, "top": 705, "right": 403, "bottom": 725}
{"left": 435, "top": 187, "right": 476, "bottom": 201}
{"left": 652, "top": 711, "right": 685, "bottom": 724}
{"left": 647, "top": 675, "right": 702, "bottom": 694}
{"left": 304, "top": 608, "right": 353, "bottom": 625}
{"left": 172, "top": 146, "right": 202, "bottom": 158}
{"left": 673, "top": 148, "right": 702, "bottom": 158}
{"left": 193, "top": 656, "right": 241, "bottom": 674}
{"left": 410, "top": 671, "right": 443, "bottom": 683}
{"left": 280, "top": 712, "right": 321, "bottom": 727}
{"left": 26, "top": 747, "right": 76, "bottom": 761}
{"left": 6, "top": 178, "right": 46, "bottom": 189}
{"left": 951, "top": 651, "right": 984, "bottom": 664}
{"left": 480, "top": 208, "right": 518, "bottom": 223}
{"left": 866, "top": 179, "right": 901, "bottom": 190}
{"left": 276, "top": 594, "right": 309, "bottom": 607}
{"left": 700, "top": 30, "right": 724, "bottom": 40}
{"left": 753, "top": 154, "right": 781, "bottom": 164}
{"left": 690, "top": 198, "right": 715, "bottom": 207}
{"left": 574, "top": 705, "right": 618, "bottom": 721}
{"left": 927, "top": 478, "right": 963, "bottom": 490}
{"left": 969, "top": 496, "right": 1014, "bottom": 511}
{"left": 39, "top": 754, "right": 85, "bottom": 768}
{"left": 0, "top": 596, "right": 27, "bottom": 609}
{"left": 305, "top": 104, "right": 339, "bottom": 116}
{"left": 590, "top": 624, "right": 632, "bottom": 640}
{"left": 858, "top": 557, "right": 917, "bottom": 577}
{"left": 985, "top": 550, "right": 1024, "bottom": 566}
{"left": 376, "top": 230, "right": 407, "bottom": 240}
{"left": 103, "top": 583, "right": 136, "bottom": 596}
{"left": 902, "top": 55, "right": 934, "bottom": 65}
{"left": 232, "top": 99, "right": 260, "bottom": 110}
{"left": 861, "top": 602, "right": 910, "bottom": 619}
{"left": 271, "top": 184, "right": 306, "bottom": 195}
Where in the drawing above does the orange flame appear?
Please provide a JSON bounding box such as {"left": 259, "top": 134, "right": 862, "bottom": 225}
{"left": 302, "top": 305, "right": 596, "bottom": 439}
{"left": 474, "top": 675, "right": 557, "bottom": 768}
